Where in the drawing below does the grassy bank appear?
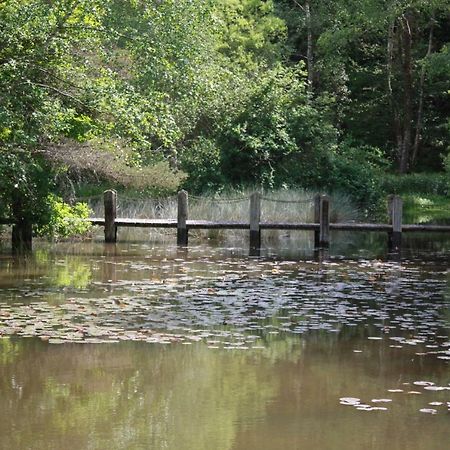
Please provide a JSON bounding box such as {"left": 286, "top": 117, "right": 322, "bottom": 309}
{"left": 403, "top": 194, "right": 450, "bottom": 224}
{"left": 381, "top": 173, "right": 449, "bottom": 224}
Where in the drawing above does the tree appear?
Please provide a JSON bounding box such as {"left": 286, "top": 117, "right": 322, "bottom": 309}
{"left": 277, "top": 0, "right": 450, "bottom": 173}
{"left": 0, "top": 0, "right": 192, "bottom": 238}
{"left": 0, "top": 0, "right": 110, "bottom": 239}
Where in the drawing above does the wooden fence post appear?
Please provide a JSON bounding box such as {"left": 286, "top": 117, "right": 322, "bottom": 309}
{"left": 319, "top": 195, "right": 330, "bottom": 248}
{"left": 177, "top": 190, "right": 188, "bottom": 246}
{"left": 249, "top": 192, "right": 261, "bottom": 254}
{"left": 388, "top": 195, "right": 402, "bottom": 252}
{"left": 314, "top": 194, "right": 321, "bottom": 248}
{"left": 104, "top": 190, "right": 117, "bottom": 243}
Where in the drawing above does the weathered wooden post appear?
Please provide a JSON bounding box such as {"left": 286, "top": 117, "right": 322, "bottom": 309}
{"left": 177, "top": 190, "right": 188, "bottom": 246}
{"left": 319, "top": 194, "right": 330, "bottom": 248}
{"left": 388, "top": 195, "right": 402, "bottom": 252}
{"left": 314, "top": 194, "right": 321, "bottom": 248}
{"left": 11, "top": 194, "right": 32, "bottom": 253}
{"left": 104, "top": 190, "right": 117, "bottom": 243}
{"left": 249, "top": 192, "right": 261, "bottom": 255}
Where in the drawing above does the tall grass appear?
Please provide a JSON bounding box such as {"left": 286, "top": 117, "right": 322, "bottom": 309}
{"left": 85, "top": 188, "right": 361, "bottom": 246}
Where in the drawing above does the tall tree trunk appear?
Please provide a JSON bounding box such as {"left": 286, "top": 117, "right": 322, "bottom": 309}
{"left": 399, "top": 13, "right": 413, "bottom": 174}
{"left": 387, "top": 20, "right": 403, "bottom": 162}
{"left": 411, "top": 15, "right": 434, "bottom": 168}
{"left": 11, "top": 193, "right": 32, "bottom": 253}
{"left": 305, "top": 0, "right": 314, "bottom": 96}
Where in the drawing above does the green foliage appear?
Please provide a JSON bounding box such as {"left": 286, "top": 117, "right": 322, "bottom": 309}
{"left": 180, "top": 137, "right": 224, "bottom": 193}
{"left": 214, "top": 0, "right": 287, "bottom": 69}
{"left": 381, "top": 173, "right": 449, "bottom": 196}
{"left": 215, "top": 65, "right": 337, "bottom": 188}
{"left": 0, "top": 0, "right": 191, "bottom": 230}
{"left": 403, "top": 194, "right": 450, "bottom": 224}
{"left": 444, "top": 151, "right": 450, "bottom": 187}
{"left": 0, "top": 150, "right": 52, "bottom": 226}
{"left": 36, "top": 195, "right": 92, "bottom": 240}
{"left": 217, "top": 65, "right": 304, "bottom": 187}
{"left": 1, "top": 0, "right": 448, "bottom": 235}
{"left": 327, "top": 144, "right": 386, "bottom": 214}
{"left": 278, "top": 0, "right": 450, "bottom": 172}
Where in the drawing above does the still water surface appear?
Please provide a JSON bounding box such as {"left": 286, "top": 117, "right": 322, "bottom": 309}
{"left": 0, "top": 234, "right": 449, "bottom": 449}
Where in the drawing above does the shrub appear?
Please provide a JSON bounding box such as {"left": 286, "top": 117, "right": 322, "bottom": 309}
{"left": 36, "top": 195, "right": 92, "bottom": 240}
{"left": 328, "top": 144, "right": 386, "bottom": 215}
{"left": 180, "top": 137, "right": 225, "bottom": 193}
{"left": 215, "top": 64, "right": 338, "bottom": 189}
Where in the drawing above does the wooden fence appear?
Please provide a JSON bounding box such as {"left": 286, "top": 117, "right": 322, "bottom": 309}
{"left": 2, "top": 190, "right": 450, "bottom": 254}
{"left": 93, "top": 190, "right": 449, "bottom": 254}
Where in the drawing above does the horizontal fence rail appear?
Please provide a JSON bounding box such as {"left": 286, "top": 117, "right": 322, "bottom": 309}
{"left": 86, "top": 219, "right": 450, "bottom": 232}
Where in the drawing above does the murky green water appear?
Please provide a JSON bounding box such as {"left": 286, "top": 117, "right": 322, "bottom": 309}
{"left": 0, "top": 235, "right": 449, "bottom": 450}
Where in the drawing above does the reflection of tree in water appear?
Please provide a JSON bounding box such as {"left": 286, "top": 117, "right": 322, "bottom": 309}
{"left": 0, "top": 249, "right": 93, "bottom": 293}
{"left": 232, "top": 333, "right": 450, "bottom": 450}
{"left": 0, "top": 337, "right": 21, "bottom": 365}
{"left": 0, "top": 338, "right": 302, "bottom": 450}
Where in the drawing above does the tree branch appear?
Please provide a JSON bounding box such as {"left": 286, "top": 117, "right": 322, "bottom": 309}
{"left": 30, "top": 81, "right": 93, "bottom": 109}
{"left": 292, "top": 0, "right": 305, "bottom": 12}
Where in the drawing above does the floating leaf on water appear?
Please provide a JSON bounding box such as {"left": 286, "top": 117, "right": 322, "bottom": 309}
{"left": 356, "top": 405, "right": 379, "bottom": 411}
{"left": 413, "top": 381, "right": 435, "bottom": 386}
{"left": 339, "top": 397, "right": 360, "bottom": 406}
{"left": 419, "top": 408, "right": 437, "bottom": 414}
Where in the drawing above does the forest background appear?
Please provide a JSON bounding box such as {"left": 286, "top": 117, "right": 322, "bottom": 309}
{"left": 0, "top": 0, "right": 449, "bottom": 236}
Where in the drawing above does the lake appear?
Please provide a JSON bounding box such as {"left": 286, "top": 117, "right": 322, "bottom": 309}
{"left": 0, "top": 231, "right": 449, "bottom": 449}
